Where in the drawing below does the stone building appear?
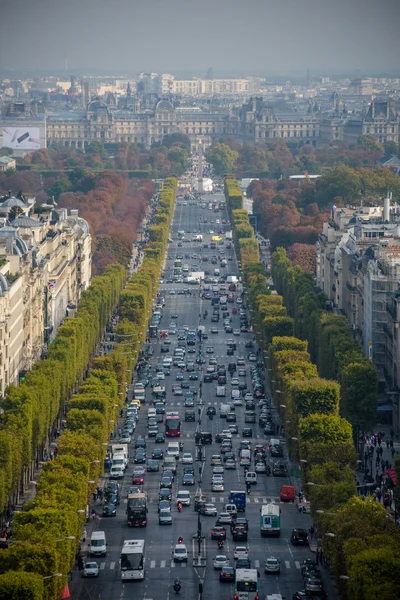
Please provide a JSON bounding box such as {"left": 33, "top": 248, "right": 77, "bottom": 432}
{"left": 0, "top": 195, "right": 91, "bottom": 396}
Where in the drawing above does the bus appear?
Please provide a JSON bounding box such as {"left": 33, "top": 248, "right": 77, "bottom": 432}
{"left": 234, "top": 568, "right": 259, "bottom": 600}
{"left": 120, "top": 539, "right": 145, "bottom": 580}
{"left": 165, "top": 412, "right": 181, "bottom": 437}
{"left": 260, "top": 503, "right": 281, "bottom": 537}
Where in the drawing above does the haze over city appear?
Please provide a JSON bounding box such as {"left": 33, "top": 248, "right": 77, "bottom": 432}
{"left": 1, "top": 0, "right": 400, "bottom": 76}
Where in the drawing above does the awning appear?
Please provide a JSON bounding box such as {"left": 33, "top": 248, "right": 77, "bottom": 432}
{"left": 385, "top": 469, "right": 397, "bottom": 486}
{"left": 377, "top": 403, "right": 393, "bottom": 412}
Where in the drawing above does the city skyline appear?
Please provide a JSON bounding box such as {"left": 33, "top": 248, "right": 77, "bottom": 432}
{"left": 1, "top": 0, "right": 400, "bottom": 76}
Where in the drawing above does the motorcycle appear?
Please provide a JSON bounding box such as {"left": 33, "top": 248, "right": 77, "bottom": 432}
{"left": 177, "top": 502, "right": 182, "bottom": 513}
{"left": 208, "top": 413, "right": 214, "bottom": 420}
{"left": 178, "top": 537, "right": 184, "bottom": 544}
{"left": 179, "top": 442, "right": 184, "bottom": 452}
{"left": 173, "top": 578, "right": 181, "bottom": 594}
{"left": 217, "top": 540, "right": 224, "bottom": 549}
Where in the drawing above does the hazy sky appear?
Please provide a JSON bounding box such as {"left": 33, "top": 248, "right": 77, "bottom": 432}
{"left": 1, "top": 0, "right": 400, "bottom": 75}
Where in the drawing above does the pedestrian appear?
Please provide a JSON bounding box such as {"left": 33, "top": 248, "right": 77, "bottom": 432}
{"left": 315, "top": 552, "right": 319, "bottom": 565}
{"left": 82, "top": 529, "right": 87, "bottom": 542}
{"left": 78, "top": 555, "right": 84, "bottom": 570}
{"left": 386, "top": 440, "right": 390, "bottom": 449}
{"left": 390, "top": 439, "right": 394, "bottom": 449}
{"left": 390, "top": 427, "right": 394, "bottom": 440}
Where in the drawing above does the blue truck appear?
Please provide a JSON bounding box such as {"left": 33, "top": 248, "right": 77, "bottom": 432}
{"left": 229, "top": 490, "right": 246, "bottom": 512}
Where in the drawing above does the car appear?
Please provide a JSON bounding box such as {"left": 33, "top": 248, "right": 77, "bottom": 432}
{"left": 104, "top": 481, "right": 119, "bottom": 495}
{"left": 232, "top": 525, "right": 248, "bottom": 542}
{"left": 83, "top": 561, "right": 99, "bottom": 577}
{"left": 225, "top": 458, "right": 237, "bottom": 469}
{"left": 242, "top": 428, "right": 253, "bottom": 438}
{"left": 265, "top": 557, "right": 281, "bottom": 574}
{"left": 176, "top": 490, "right": 191, "bottom": 506}
{"left": 159, "top": 487, "right": 172, "bottom": 502}
{"left": 158, "top": 499, "right": 171, "bottom": 513}
{"left": 212, "top": 480, "right": 224, "bottom": 492}
{"left": 233, "top": 329, "right": 240, "bottom": 336}
{"left": 235, "top": 557, "right": 251, "bottom": 572}
{"left": 213, "top": 466, "right": 224, "bottom": 475}
{"left": 173, "top": 544, "right": 188, "bottom": 562}
{"left": 185, "top": 410, "right": 196, "bottom": 422}
{"left": 155, "top": 432, "right": 165, "bottom": 443}
{"left": 228, "top": 424, "right": 238, "bottom": 434}
{"left": 160, "top": 475, "right": 173, "bottom": 489}
{"left": 273, "top": 462, "right": 288, "bottom": 477}
{"left": 102, "top": 503, "right": 117, "bottom": 517}
{"left": 213, "top": 555, "right": 229, "bottom": 569}
{"left": 182, "top": 453, "right": 193, "bottom": 464}
{"left": 219, "top": 566, "right": 235, "bottom": 582}
{"left": 211, "top": 327, "right": 219, "bottom": 334}
{"left": 132, "top": 467, "right": 145, "bottom": 484}
{"left": 201, "top": 503, "right": 218, "bottom": 516}
{"left": 184, "top": 397, "right": 194, "bottom": 407}
{"left": 176, "top": 372, "right": 184, "bottom": 381}
{"left": 211, "top": 454, "right": 223, "bottom": 466}
{"left": 126, "top": 486, "right": 140, "bottom": 496}
{"left": 148, "top": 426, "right": 159, "bottom": 437}
{"left": 135, "top": 439, "right": 146, "bottom": 450}
{"left": 189, "top": 372, "right": 199, "bottom": 380}
{"left": 174, "top": 387, "right": 183, "bottom": 396}
{"left": 105, "top": 491, "right": 119, "bottom": 506}
{"left": 211, "top": 526, "right": 227, "bottom": 540}
{"left": 304, "top": 578, "right": 325, "bottom": 595}
{"left": 206, "top": 346, "right": 214, "bottom": 354}
{"left": 159, "top": 509, "right": 173, "bottom": 525}
{"left": 216, "top": 513, "right": 232, "bottom": 527}
{"left": 291, "top": 528, "right": 309, "bottom": 545}
{"left": 233, "top": 545, "right": 249, "bottom": 560}
{"left": 255, "top": 462, "right": 268, "bottom": 473}
{"left": 182, "top": 473, "right": 195, "bottom": 486}
{"left": 226, "top": 413, "right": 236, "bottom": 423}
{"left": 119, "top": 433, "right": 131, "bottom": 444}
{"left": 147, "top": 460, "right": 160, "bottom": 472}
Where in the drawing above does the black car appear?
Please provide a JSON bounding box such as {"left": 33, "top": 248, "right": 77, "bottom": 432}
{"left": 291, "top": 528, "right": 309, "bottom": 546}
{"left": 182, "top": 473, "right": 195, "bottom": 485}
{"left": 270, "top": 445, "right": 284, "bottom": 458}
{"left": 134, "top": 450, "right": 146, "bottom": 464}
{"left": 226, "top": 413, "right": 236, "bottom": 423}
{"left": 147, "top": 460, "right": 160, "bottom": 472}
{"left": 204, "top": 374, "right": 213, "bottom": 383}
{"left": 105, "top": 492, "right": 119, "bottom": 505}
{"left": 242, "top": 428, "right": 253, "bottom": 438}
{"left": 232, "top": 525, "right": 248, "bottom": 541}
{"left": 102, "top": 503, "right": 117, "bottom": 517}
{"left": 183, "top": 465, "right": 195, "bottom": 475}
{"left": 235, "top": 558, "right": 251, "bottom": 570}
{"left": 159, "top": 488, "right": 172, "bottom": 501}
{"left": 232, "top": 517, "right": 249, "bottom": 532}
{"left": 155, "top": 432, "right": 165, "bottom": 443}
{"left": 211, "top": 526, "right": 226, "bottom": 540}
{"left": 185, "top": 410, "right": 196, "bottom": 422}
{"left": 273, "top": 462, "right": 288, "bottom": 477}
{"left": 189, "top": 372, "right": 199, "bottom": 380}
{"left": 104, "top": 481, "right": 119, "bottom": 495}
{"left": 215, "top": 432, "right": 230, "bottom": 443}
{"left": 135, "top": 439, "right": 146, "bottom": 450}
{"left": 220, "top": 566, "right": 235, "bottom": 582}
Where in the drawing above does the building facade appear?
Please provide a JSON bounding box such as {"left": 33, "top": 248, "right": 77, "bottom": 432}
{"left": 0, "top": 195, "right": 91, "bottom": 396}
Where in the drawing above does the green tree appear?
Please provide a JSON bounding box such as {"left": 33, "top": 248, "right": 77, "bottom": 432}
{"left": 167, "top": 147, "right": 188, "bottom": 169}
{"left": 358, "top": 134, "right": 384, "bottom": 153}
{"left": 315, "top": 165, "right": 362, "bottom": 208}
{"left": 206, "top": 143, "right": 239, "bottom": 175}
{"left": 161, "top": 133, "right": 191, "bottom": 150}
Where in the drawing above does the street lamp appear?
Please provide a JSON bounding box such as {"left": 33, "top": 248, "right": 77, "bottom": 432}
{"left": 291, "top": 437, "right": 298, "bottom": 441}
{"left": 326, "top": 532, "right": 336, "bottom": 538}
{"left": 316, "top": 510, "right": 337, "bottom": 516}
{"left": 279, "top": 403, "right": 286, "bottom": 408}
{"left": 43, "top": 573, "right": 62, "bottom": 580}
{"left": 340, "top": 575, "right": 350, "bottom": 581}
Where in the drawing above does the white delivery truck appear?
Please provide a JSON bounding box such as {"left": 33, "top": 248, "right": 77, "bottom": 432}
{"left": 217, "top": 386, "right": 226, "bottom": 397}
{"left": 225, "top": 231, "right": 233, "bottom": 240}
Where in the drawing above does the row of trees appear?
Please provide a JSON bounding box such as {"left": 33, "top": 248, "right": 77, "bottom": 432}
{"left": 0, "top": 177, "right": 178, "bottom": 598}
{"left": 271, "top": 247, "right": 378, "bottom": 435}
{"left": 269, "top": 334, "right": 400, "bottom": 599}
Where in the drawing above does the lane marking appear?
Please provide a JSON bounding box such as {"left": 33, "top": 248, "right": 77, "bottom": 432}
{"left": 110, "top": 561, "right": 115, "bottom": 570}
{"left": 285, "top": 561, "right": 290, "bottom": 569}
{"left": 150, "top": 560, "right": 156, "bottom": 568}
{"left": 100, "top": 562, "right": 106, "bottom": 570}
{"left": 295, "top": 561, "right": 301, "bottom": 569}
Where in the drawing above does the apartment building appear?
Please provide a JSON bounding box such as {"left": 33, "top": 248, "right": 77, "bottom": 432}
{"left": 0, "top": 195, "right": 91, "bottom": 396}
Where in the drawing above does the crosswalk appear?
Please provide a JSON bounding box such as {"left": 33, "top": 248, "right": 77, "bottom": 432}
{"left": 123, "top": 495, "right": 285, "bottom": 505}
{"left": 95, "top": 559, "right": 303, "bottom": 570}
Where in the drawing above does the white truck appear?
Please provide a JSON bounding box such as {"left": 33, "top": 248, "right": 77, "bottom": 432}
{"left": 226, "top": 275, "right": 238, "bottom": 284}
{"left": 225, "top": 231, "right": 233, "bottom": 240}
{"left": 219, "top": 404, "right": 231, "bottom": 417}
{"left": 109, "top": 444, "right": 129, "bottom": 468}
{"left": 217, "top": 386, "right": 226, "bottom": 397}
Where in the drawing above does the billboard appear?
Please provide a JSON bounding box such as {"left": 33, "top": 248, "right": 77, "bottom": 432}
{"left": 2, "top": 127, "right": 41, "bottom": 150}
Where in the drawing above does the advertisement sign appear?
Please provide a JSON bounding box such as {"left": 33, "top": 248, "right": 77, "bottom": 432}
{"left": 2, "top": 127, "right": 41, "bottom": 150}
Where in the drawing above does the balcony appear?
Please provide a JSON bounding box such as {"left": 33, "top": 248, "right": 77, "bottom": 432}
{"left": 346, "top": 281, "right": 357, "bottom": 293}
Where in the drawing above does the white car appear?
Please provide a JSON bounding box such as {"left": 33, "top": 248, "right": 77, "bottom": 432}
{"left": 233, "top": 397, "right": 243, "bottom": 406}
{"left": 182, "top": 453, "right": 193, "bottom": 464}
{"left": 255, "top": 462, "right": 267, "bottom": 473}
{"left": 212, "top": 480, "right": 224, "bottom": 492}
{"left": 234, "top": 546, "right": 249, "bottom": 560}
{"left": 236, "top": 297, "right": 243, "bottom": 304}
{"left": 216, "top": 512, "right": 232, "bottom": 525}
{"left": 173, "top": 544, "right": 188, "bottom": 562}
{"left": 119, "top": 433, "right": 131, "bottom": 444}
{"left": 156, "top": 371, "right": 165, "bottom": 380}
{"left": 212, "top": 474, "right": 224, "bottom": 483}
{"left": 213, "top": 466, "right": 224, "bottom": 475}
{"left": 233, "top": 329, "right": 240, "bottom": 336}
{"left": 83, "top": 562, "right": 99, "bottom": 577}
{"left": 265, "top": 557, "right": 280, "bottom": 574}
{"left": 213, "top": 555, "right": 229, "bottom": 569}
{"left": 176, "top": 490, "right": 191, "bottom": 506}
{"left": 221, "top": 430, "right": 232, "bottom": 439}
{"left": 202, "top": 503, "right": 217, "bottom": 516}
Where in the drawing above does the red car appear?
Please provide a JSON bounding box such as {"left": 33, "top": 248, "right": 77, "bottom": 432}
{"left": 132, "top": 468, "right": 145, "bottom": 485}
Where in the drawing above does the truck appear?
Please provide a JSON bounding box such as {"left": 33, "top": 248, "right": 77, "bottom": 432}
{"left": 225, "top": 231, "right": 233, "bottom": 240}
{"left": 127, "top": 492, "right": 148, "bottom": 527}
{"left": 109, "top": 444, "right": 128, "bottom": 466}
{"left": 229, "top": 490, "right": 246, "bottom": 512}
{"left": 134, "top": 385, "right": 145, "bottom": 402}
{"left": 226, "top": 275, "right": 238, "bottom": 284}
{"left": 152, "top": 386, "right": 166, "bottom": 400}
{"left": 219, "top": 295, "right": 227, "bottom": 306}
{"left": 219, "top": 403, "right": 231, "bottom": 417}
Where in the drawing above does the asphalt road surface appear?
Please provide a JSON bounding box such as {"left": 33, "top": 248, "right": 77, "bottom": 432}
{"left": 71, "top": 192, "right": 337, "bottom": 600}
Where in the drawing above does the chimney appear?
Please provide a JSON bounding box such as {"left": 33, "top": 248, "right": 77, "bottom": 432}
{"left": 384, "top": 191, "right": 391, "bottom": 223}
{"left": 70, "top": 209, "right": 79, "bottom": 220}
{"left": 8, "top": 190, "right": 11, "bottom": 198}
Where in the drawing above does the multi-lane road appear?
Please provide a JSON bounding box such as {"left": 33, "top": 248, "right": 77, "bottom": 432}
{"left": 71, "top": 191, "right": 335, "bottom": 600}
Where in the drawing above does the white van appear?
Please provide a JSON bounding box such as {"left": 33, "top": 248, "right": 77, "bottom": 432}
{"left": 163, "top": 357, "right": 172, "bottom": 367}
{"left": 148, "top": 408, "right": 157, "bottom": 419}
{"left": 90, "top": 531, "right": 106, "bottom": 557}
{"left": 176, "top": 490, "right": 191, "bottom": 506}
{"left": 219, "top": 404, "right": 231, "bottom": 418}
{"left": 225, "top": 503, "right": 237, "bottom": 517}
{"left": 217, "top": 386, "right": 226, "bottom": 397}
{"left": 110, "top": 465, "right": 124, "bottom": 479}
{"left": 245, "top": 471, "right": 257, "bottom": 485}
{"left": 163, "top": 456, "right": 177, "bottom": 473}
{"left": 167, "top": 442, "right": 180, "bottom": 458}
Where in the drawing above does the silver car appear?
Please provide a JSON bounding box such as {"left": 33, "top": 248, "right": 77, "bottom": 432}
{"left": 159, "top": 509, "right": 172, "bottom": 525}
{"left": 83, "top": 562, "right": 99, "bottom": 577}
